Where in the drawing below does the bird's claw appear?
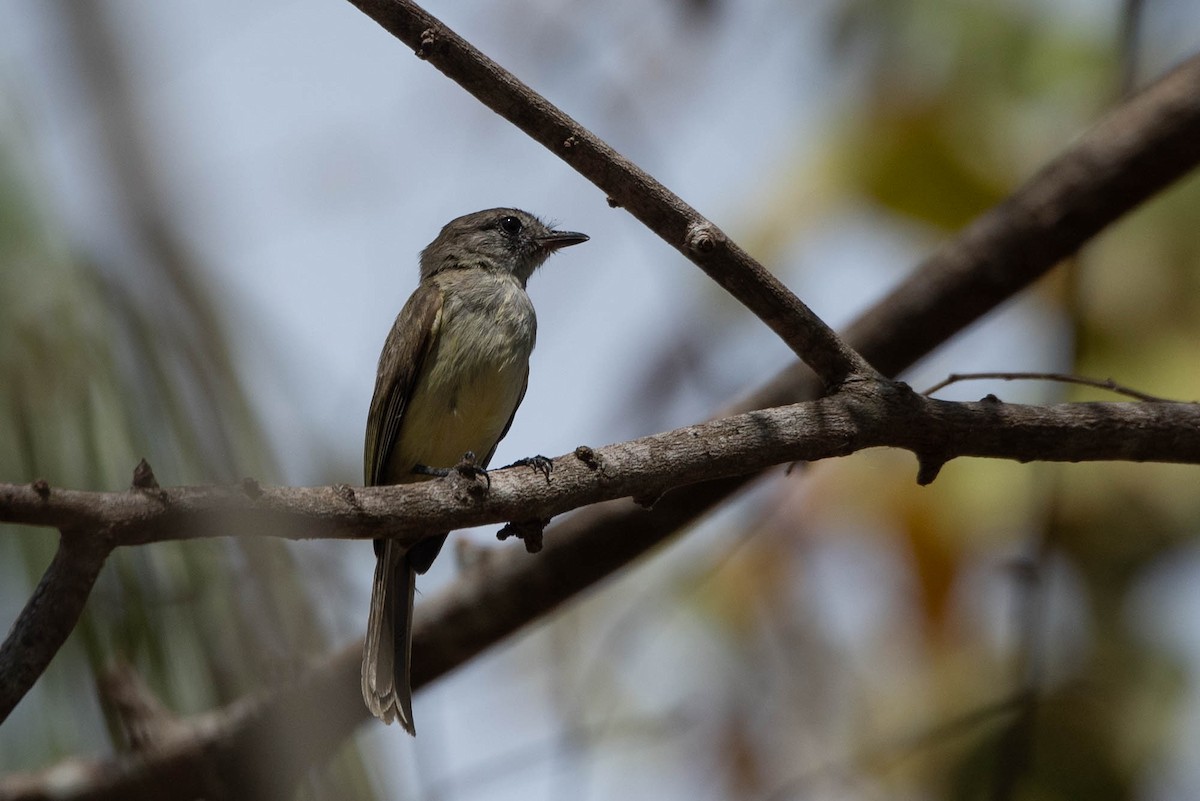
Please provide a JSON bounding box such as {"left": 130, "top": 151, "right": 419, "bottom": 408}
{"left": 453, "top": 451, "right": 490, "bottom": 489}
{"left": 413, "top": 452, "right": 490, "bottom": 489}
{"left": 507, "top": 455, "right": 553, "bottom": 483}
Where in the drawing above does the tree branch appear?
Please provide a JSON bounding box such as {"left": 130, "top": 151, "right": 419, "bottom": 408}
{"left": 344, "top": 0, "right": 874, "bottom": 389}
{"left": 4, "top": 388, "right": 1200, "bottom": 797}
{"left": 575, "top": 44, "right": 1200, "bottom": 600}
{"left": 3, "top": 391, "right": 1199, "bottom": 545}
{"left": 4, "top": 386, "right": 1200, "bottom": 734}
{"left": 921, "top": 372, "right": 1176, "bottom": 402}
{"left": 0, "top": 530, "right": 113, "bottom": 723}
{"left": 5, "top": 6, "right": 1200, "bottom": 800}
{"left": 845, "top": 50, "right": 1200, "bottom": 379}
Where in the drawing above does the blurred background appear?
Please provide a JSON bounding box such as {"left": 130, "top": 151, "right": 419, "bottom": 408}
{"left": 2, "top": 0, "right": 1200, "bottom": 799}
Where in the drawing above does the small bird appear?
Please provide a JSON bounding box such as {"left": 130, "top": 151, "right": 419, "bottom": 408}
{"left": 361, "top": 208, "right": 588, "bottom": 733}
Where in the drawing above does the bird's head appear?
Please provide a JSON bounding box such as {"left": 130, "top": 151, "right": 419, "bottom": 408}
{"left": 419, "top": 208, "right": 588, "bottom": 284}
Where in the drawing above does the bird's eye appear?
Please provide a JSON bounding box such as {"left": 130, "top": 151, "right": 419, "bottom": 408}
{"left": 498, "top": 215, "right": 523, "bottom": 236}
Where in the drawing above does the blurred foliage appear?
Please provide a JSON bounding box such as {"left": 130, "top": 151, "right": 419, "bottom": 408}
{"left": 544, "top": 1, "right": 1200, "bottom": 800}
{"left": 0, "top": 6, "right": 376, "bottom": 796}
{"left": 2, "top": 0, "right": 1198, "bottom": 799}
{"left": 739, "top": 2, "right": 1198, "bottom": 800}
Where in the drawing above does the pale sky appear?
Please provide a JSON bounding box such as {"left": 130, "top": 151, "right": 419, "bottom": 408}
{"left": 3, "top": 1, "right": 1199, "bottom": 798}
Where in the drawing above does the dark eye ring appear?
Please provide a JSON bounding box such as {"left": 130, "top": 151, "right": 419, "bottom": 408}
{"left": 498, "top": 215, "right": 522, "bottom": 236}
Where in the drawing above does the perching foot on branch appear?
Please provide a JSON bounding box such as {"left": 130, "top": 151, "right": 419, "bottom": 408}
{"left": 414, "top": 451, "right": 491, "bottom": 489}
{"left": 504, "top": 455, "right": 553, "bottom": 483}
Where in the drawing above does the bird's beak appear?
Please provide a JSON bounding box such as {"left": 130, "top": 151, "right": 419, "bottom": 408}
{"left": 537, "top": 230, "right": 589, "bottom": 252}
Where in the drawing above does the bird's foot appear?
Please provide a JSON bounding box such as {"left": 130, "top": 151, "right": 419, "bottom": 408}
{"left": 414, "top": 452, "right": 490, "bottom": 490}
{"left": 505, "top": 455, "right": 553, "bottom": 483}
{"left": 453, "top": 451, "right": 491, "bottom": 489}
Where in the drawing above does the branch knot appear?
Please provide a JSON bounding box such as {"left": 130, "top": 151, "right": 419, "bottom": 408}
{"left": 416, "top": 27, "right": 439, "bottom": 59}
{"left": 685, "top": 221, "right": 723, "bottom": 254}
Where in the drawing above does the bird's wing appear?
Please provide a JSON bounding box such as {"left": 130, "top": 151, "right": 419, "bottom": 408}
{"left": 481, "top": 366, "right": 529, "bottom": 467}
{"left": 364, "top": 282, "right": 444, "bottom": 487}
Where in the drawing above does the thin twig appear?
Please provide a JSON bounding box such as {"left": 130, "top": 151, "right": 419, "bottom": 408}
{"left": 921, "top": 372, "right": 1178, "bottom": 402}
{"left": 5, "top": 17, "right": 1200, "bottom": 801}
{"left": 559, "top": 46, "right": 1200, "bottom": 618}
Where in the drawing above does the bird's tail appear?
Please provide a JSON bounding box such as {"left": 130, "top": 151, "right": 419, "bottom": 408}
{"left": 362, "top": 539, "right": 416, "bottom": 734}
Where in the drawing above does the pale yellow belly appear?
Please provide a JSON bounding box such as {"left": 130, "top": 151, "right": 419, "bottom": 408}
{"left": 382, "top": 350, "right": 528, "bottom": 484}
{"left": 379, "top": 271, "right": 535, "bottom": 485}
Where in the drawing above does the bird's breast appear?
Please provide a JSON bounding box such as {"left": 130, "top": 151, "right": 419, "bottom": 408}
{"left": 387, "top": 277, "right": 536, "bottom": 478}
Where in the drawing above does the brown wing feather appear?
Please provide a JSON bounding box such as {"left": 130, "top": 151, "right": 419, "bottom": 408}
{"left": 364, "top": 283, "right": 444, "bottom": 488}
{"left": 362, "top": 283, "right": 443, "bottom": 732}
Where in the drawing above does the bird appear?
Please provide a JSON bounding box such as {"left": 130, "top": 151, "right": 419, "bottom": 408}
{"left": 361, "top": 207, "right": 588, "bottom": 733}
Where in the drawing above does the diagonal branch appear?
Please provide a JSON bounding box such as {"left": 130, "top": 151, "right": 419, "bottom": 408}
{"left": 392, "top": 47, "right": 1200, "bottom": 722}
{"left": 845, "top": 51, "right": 1200, "bottom": 379}
{"left": 4, "top": 10, "right": 1200, "bottom": 801}
{"left": 0, "top": 530, "right": 113, "bottom": 723}
{"left": 345, "top": 0, "right": 874, "bottom": 389}
{"left": 578, "top": 45, "right": 1200, "bottom": 582}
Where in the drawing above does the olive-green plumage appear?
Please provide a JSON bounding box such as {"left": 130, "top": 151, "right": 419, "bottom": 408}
{"left": 361, "top": 208, "right": 587, "bottom": 733}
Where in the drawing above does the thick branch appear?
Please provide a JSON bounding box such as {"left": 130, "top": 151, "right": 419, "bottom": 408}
{"left": 5, "top": 389, "right": 1199, "bottom": 798}
{"left": 3, "top": 392, "right": 1199, "bottom": 545}
{"left": 5, "top": 15, "right": 1200, "bottom": 801}
{"left": 5, "top": 387, "right": 1200, "bottom": 797}
{"left": 3, "top": 386, "right": 1198, "bottom": 732}
{"left": 545, "top": 45, "right": 1200, "bottom": 601}
{"left": 345, "top": 0, "right": 872, "bottom": 388}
